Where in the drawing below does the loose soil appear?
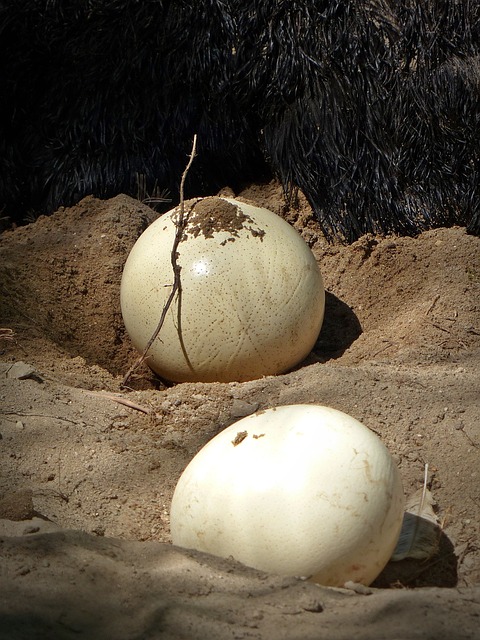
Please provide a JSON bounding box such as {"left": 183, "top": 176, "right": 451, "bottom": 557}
{"left": 0, "top": 183, "right": 479, "bottom": 639}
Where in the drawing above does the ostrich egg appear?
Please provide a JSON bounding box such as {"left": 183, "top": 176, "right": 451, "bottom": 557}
{"left": 170, "top": 404, "right": 405, "bottom": 587}
{"left": 120, "top": 197, "right": 324, "bottom": 382}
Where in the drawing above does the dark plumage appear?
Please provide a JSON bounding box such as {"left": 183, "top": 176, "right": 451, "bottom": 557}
{"left": 1, "top": 0, "right": 479, "bottom": 241}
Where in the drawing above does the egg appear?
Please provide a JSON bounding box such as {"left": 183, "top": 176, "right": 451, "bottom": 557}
{"left": 120, "top": 197, "right": 324, "bottom": 383}
{"left": 170, "top": 404, "right": 405, "bottom": 587}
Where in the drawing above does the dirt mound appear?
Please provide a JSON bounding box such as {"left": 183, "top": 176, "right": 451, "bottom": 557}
{"left": 1, "top": 186, "right": 479, "bottom": 638}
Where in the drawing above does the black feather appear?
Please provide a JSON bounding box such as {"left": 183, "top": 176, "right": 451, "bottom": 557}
{"left": 0, "top": 0, "right": 479, "bottom": 240}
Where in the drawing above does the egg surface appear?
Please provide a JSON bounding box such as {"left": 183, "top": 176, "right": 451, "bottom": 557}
{"left": 170, "top": 404, "right": 405, "bottom": 586}
{"left": 120, "top": 197, "right": 324, "bottom": 382}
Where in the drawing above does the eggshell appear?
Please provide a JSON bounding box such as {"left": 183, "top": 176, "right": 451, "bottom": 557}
{"left": 170, "top": 404, "right": 405, "bottom": 586}
{"left": 120, "top": 197, "right": 324, "bottom": 383}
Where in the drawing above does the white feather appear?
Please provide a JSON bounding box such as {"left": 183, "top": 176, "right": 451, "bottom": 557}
{"left": 392, "top": 464, "right": 441, "bottom": 561}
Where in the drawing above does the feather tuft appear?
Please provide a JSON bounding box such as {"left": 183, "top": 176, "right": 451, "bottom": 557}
{"left": 392, "top": 463, "right": 441, "bottom": 561}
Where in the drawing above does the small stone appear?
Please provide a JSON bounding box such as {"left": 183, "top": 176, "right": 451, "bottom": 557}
{"left": 7, "top": 361, "right": 38, "bottom": 380}
{"left": 23, "top": 525, "right": 40, "bottom": 535}
{"left": 250, "top": 609, "right": 264, "bottom": 620}
{"left": 343, "top": 581, "right": 373, "bottom": 595}
{"left": 0, "top": 489, "right": 35, "bottom": 521}
{"left": 91, "top": 525, "right": 105, "bottom": 536}
{"left": 230, "top": 399, "right": 259, "bottom": 419}
{"left": 302, "top": 599, "right": 324, "bottom": 613}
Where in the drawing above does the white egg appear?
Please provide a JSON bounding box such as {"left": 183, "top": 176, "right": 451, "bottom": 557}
{"left": 120, "top": 197, "right": 324, "bottom": 383}
{"left": 170, "top": 404, "right": 405, "bottom": 587}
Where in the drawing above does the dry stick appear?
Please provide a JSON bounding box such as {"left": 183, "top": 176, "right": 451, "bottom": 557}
{"left": 122, "top": 135, "right": 198, "bottom": 387}
{"left": 85, "top": 391, "right": 152, "bottom": 414}
{"left": 0, "top": 411, "right": 82, "bottom": 425}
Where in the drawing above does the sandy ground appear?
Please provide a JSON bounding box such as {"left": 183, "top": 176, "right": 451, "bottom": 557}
{"left": 0, "top": 184, "right": 479, "bottom": 639}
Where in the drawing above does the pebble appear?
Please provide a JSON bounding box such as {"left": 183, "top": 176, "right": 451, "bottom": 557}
{"left": 344, "top": 581, "right": 373, "bottom": 595}
{"left": 230, "top": 399, "right": 259, "bottom": 419}
{"left": 302, "top": 599, "right": 324, "bottom": 612}
{"left": 23, "top": 525, "right": 40, "bottom": 535}
{"left": 6, "top": 361, "right": 38, "bottom": 380}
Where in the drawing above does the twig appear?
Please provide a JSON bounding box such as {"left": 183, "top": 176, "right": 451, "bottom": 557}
{"left": 122, "top": 135, "right": 198, "bottom": 387}
{"left": 0, "top": 328, "right": 16, "bottom": 342}
{"left": 431, "top": 322, "right": 452, "bottom": 334}
{"left": 370, "top": 339, "right": 393, "bottom": 358}
{"left": 425, "top": 294, "right": 440, "bottom": 316}
{"left": 455, "top": 424, "right": 479, "bottom": 449}
{"left": 0, "top": 411, "right": 82, "bottom": 425}
{"left": 85, "top": 392, "right": 152, "bottom": 414}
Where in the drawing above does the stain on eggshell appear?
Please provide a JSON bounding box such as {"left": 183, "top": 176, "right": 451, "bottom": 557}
{"left": 232, "top": 431, "right": 248, "bottom": 446}
{"left": 181, "top": 197, "right": 265, "bottom": 242}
